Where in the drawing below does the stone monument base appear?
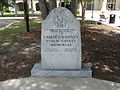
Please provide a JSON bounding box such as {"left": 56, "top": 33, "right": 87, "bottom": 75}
{"left": 31, "top": 63, "right": 92, "bottom": 77}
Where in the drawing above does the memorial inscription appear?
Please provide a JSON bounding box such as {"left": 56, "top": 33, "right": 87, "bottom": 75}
{"left": 41, "top": 7, "right": 81, "bottom": 69}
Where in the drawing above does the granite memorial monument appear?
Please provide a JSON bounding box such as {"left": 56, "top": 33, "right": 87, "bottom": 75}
{"left": 31, "top": 7, "right": 92, "bottom": 77}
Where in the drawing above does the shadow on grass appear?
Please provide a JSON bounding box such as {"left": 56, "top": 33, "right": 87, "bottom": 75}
{"left": 0, "top": 19, "right": 41, "bottom": 81}
{"left": 81, "top": 26, "right": 120, "bottom": 83}
{"left": 0, "top": 19, "right": 120, "bottom": 83}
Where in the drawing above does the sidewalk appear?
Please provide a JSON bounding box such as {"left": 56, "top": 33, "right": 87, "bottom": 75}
{"left": 85, "top": 11, "right": 120, "bottom": 31}
{"left": 0, "top": 17, "right": 39, "bottom": 20}
{"left": 90, "top": 17, "right": 120, "bottom": 30}
{"left": 0, "top": 17, "right": 39, "bottom": 30}
{"left": 0, "top": 77, "right": 119, "bottom": 90}
{"left": 0, "top": 20, "right": 17, "bottom": 30}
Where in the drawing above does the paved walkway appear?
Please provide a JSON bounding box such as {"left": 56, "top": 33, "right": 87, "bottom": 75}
{"left": 0, "top": 17, "right": 39, "bottom": 30}
{"left": 0, "top": 17, "right": 38, "bottom": 20}
{"left": 0, "top": 77, "right": 119, "bottom": 90}
{"left": 0, "top": 20, "right": 16, "bottom": 30}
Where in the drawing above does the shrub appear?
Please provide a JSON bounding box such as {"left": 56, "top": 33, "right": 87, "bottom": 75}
{"left": 4, "top": 8, "right": 10, "bottom": 13}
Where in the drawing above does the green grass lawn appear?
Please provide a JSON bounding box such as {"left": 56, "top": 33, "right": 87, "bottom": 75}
{"left": 0, "top": 19, "right": 41, "bottom": 50}
{"left": 80, "top": 20, "right": 98, "bottom": 27}
{"left": 0, "top": 12, "right": 41, "bottom": 17}
{"left": 0, "top": 19, "right": 41, "bottom": 80}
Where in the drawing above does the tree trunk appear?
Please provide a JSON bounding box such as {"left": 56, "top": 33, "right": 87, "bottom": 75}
{"left": 1, "top": 5, "right": 4, "bottom": 16}
{"left": 1, "top": 11, "right": 4, "bottom": 16}
{"left": 59, "top": 0, "right": 62, "bottom": 7}
{"left": 80, "top": 0, "right": 87, "bottom": 23}
{"left": 49, "top": 0, "right": 57, "bottom": 11}
{"left": 82, "top": 7, "right": 85, "bottom": 22}
{"left": 38, "top": 0, "right": 49, "bottom": 20}
{"left": 23, "top": 0, "right": 30, "bottom": 32}
{"left": 31, "top": 0, "right": 34, "bottom": 16}
{"left": 15, "top": 3, "right": 18, "bottom": 17}
{"left": 71, "top": 0, "right": 77, "bottom": 17}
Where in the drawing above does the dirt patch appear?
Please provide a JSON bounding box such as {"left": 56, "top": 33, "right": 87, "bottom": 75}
{"left": 82, "top": 25, "right": 120, "bottom": 83}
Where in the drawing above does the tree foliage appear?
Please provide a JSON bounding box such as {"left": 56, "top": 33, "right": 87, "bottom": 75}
{"left": 64, "top": 0, "right": 71, "bottom": 4}
{"left": 0, "top": 0, "right": 10, "bottom": 7}
{"left": 0, "top": 0, "right": 9, "bottom": 16}
{"left": 0, "top": 0, "right": 15, "bottom": 16}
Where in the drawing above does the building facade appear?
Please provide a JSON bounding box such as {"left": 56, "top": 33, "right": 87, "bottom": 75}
{"left": 87, "top": 0, "right": 120, "bottom": 10}
{"left": 9, "top": 0, "right": 61, "bottom": 12}
{"left": 9, "top": 0, "right": 120, "bottom": 12}
{"left": 9, "top": 0, "right": 39, "bottom": 12}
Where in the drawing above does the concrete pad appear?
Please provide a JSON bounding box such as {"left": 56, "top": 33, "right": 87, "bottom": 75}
{"left": 31, "top": 63, "right": 92, "bottom": 77}
{"left": 0, "top": 77, "right": 119, "bottom": 90}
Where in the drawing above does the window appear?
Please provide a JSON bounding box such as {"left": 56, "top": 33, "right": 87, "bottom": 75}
{"left": 36, "top": 3, "right": 40, "bottom": 11}
{"left": 107, "top": 0, "right": 116, "bottom": 10}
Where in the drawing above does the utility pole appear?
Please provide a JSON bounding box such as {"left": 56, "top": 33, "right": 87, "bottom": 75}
{"left": 91, "top": 0, "right": 94, "bottom": 18}
{"left": 23, "top": 0, "right": 30, "bottom": 32}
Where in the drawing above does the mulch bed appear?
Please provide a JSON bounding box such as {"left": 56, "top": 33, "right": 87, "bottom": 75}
{"left": 0, "top": 23, "right": 120, "bottom": 83}
{"left": 82, "top": 25, "right": 120, "bottom": 83}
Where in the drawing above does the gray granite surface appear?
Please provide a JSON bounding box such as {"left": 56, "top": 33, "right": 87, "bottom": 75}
{"left": 31, "top": 63, "right": 92, "bottom": 77}
{"left": 41, "top": 7, "right": 81, "bottom": 69}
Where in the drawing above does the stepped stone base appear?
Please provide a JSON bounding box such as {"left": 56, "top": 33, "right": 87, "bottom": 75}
{"left": 31, "top": 63, "right": 92, "bottom": 77}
